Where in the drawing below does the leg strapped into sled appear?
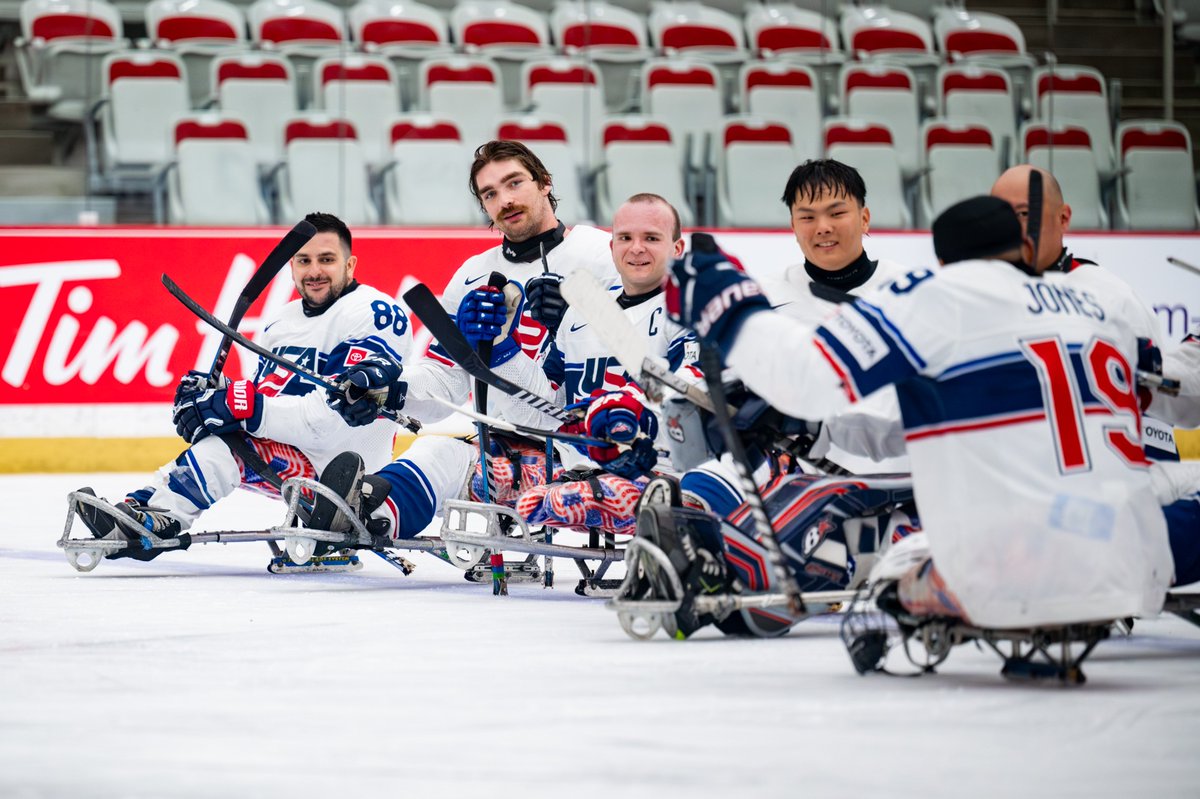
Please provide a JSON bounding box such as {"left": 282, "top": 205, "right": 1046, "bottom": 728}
{"left": 439, "top": 499, "right": 627, "bottom": 592}
{"left": 60, "top": 489, "right": 282, "bottom": 572}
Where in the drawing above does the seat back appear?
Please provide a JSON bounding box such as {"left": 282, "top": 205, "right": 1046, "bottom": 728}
{"left": 213, "top": 53, "right": 297, "bottom": 165}
{"left": 744, "top": 4, "right": 843, "bottom": 63}
{"left": 146, "top": 0, "right": 244, "bottom": 44}
{"left": 281, "top": 117, "right": 377, "bottom": 225}
{"left": 1033, "top": 65, "right": 1114, "bottom": 173}
{"left": 938, "top": 64, "right": 1016, "bottom": 161}
{"left": 641, "top": 60, "right": 723, "bottom": 167}
{"left": 314, "top": 55, "right": 399, "bottom": 164}
{"left": 171, "top": 115, "right": 269, "bottom": 224}
{"left": 599, "top": 116, "right": 693, "bottom": 225}
{"left": 648, "top": 1, "right": 745, "bottom": 61}
{"left": 840, "top": 5, "right": 935, "bottom": 62}
{"left": 248, "top": 0, "right": 346, "bottom": 50}
{"left": 717, "top": 117, "right": 794, "bottom": 227}
{"left": 20, "top": 0, "right": 125, "bottom": 119}
{"left": 551, "top": 0, "right": 648, "bottom": 56}
{"left": 104, "top": 52, "right": 189, "bottom": 166}
{"left": 523, "top": 59, "right": 605, "bottom": 167}
{"left": 922, "top": 119, "right": 1000, "bottom": 222}
{"left": 452, "top": 0, "right": 550, "bottom": 54}
{"left": 1022, "top": 123, "right": 1106, "bottom": 230}
{"left": 145, "top": 0, "right": 246, "bottom": 106}
{"left": 933, "top": 8, "right": 1026, "bottom": 61}
{"left": 549, "top": 1, "right": 650, "bottom": 113}
{"left": 350, "top": 0, "right": 449, "bottom": 52}
{"left": 824, "top": 119, "right": 909, "bottom": 228}
{"left": 419, "top": 57, "right": 504, "bottom": 149}
{"left": 1117, "top": 120, "right": 1198, "bottom": 230}
{"left": 496, "top": 116, "right": 588, "bottom": 224}
{"left": 386, "top": 117, "right": 480, "bottom": 225}
{"left": 741, "top": 61, "right": 822, "bottom": 160}
{"left": 841, "top": 63, "right": 921, "bottom": 175}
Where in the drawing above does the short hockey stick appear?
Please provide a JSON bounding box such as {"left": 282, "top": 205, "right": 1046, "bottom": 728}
{"left": 162, "top": 274, "right": 421, "bottom": 433}
{"left": 402, "top": 283, "right": 580, "bottom": 424}
{"left": 208, "top": 220, "right": 316, "bottom": 382}
{"left": 429, "top": 395, "right": 624, "bottom": 450}
{"left": 473, "top": 272, "right": 507, "bottom": 505}
{"left": 700, "top": 345, "right": 806, "bottom": 615}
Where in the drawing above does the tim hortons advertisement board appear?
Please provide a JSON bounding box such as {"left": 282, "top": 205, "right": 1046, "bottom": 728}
{"left": 1, "top": 227, "right": 1197, "bottom": 416}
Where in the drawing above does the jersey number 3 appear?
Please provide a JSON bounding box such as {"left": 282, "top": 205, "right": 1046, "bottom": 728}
{"left": 1022, "top": 336, "right": 1146, "bottom": 474}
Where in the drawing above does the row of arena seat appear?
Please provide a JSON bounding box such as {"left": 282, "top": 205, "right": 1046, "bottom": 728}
{"left": 15, "top": 0, "right": 1040, "bottom": 119}
{"left": 84, "top": 45, "right": 1200, "bottom": 229}
{"left": 159, "top": 109, "right": 1197, "bottom": 231}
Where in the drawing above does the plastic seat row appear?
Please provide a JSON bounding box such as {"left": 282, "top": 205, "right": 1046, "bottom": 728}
{"left": 160, "top": 104, "right": 1199, "bottom": 233}
{"left": 14, "top": 0, "right": 1036, "bottom": 119}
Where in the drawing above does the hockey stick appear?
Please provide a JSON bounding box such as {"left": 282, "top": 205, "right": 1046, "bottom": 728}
{"left": 700, "top": 345, "right": 806, "bottom": 615}
{"left": 1167, "top": 256, "right": 1200, "bottom": 278}
{"left": 162, "top": 274, "right": 422, "bottom": 433}
{"left": 208, "top": 220, "right": 316, "bottom": 382}
{"left": 473, "top": 272, "right": 507, "bottom": 506}
{"left": 402, "top": 282, "right": 580, "bottom": 424}
{"left": 429, "top": 395, "right": 623, "bottom": 449}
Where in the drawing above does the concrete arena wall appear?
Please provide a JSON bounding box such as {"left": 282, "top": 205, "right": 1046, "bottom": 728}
{"left": 1, "top": 227, "right": 1197, "bottom": 472}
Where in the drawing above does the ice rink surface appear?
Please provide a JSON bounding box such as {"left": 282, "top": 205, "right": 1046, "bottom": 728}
{"left": 4, "top": 472, "right": 1200, "bottom": 799}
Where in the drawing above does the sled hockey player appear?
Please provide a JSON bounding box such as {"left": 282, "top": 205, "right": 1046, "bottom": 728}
{"left": 309, "top": 194, "right": 701, "bottom": 547}
{"left": 993, "top": 166, "right": 1200, "bottom": 586}
{"left": 275, "top": 140, "right": 618, "bottom": 549}
{"left": 632, "top": 196, "right": 1177, "bottom": 654}
{"left": 72, "top": 213, "right": 414, "bottom": 561}
{"left": 679, "top": 159, "right": 915, "bottom": 522}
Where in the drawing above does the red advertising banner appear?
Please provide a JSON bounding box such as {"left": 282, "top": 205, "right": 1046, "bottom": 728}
{"left": 0, "top": 227, "right": 501, "bottom": 404}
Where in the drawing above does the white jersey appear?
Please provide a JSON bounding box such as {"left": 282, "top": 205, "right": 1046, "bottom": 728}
{"left": 540, "top": 280, "right": 700, "bottom": 470}
{"left": 403, "top": 224, "right": 616, "bottom": 424}
{"left": 251, "top": 282, "right": 413, "bottom": 474}
{"left": 729, "top": 260, "right": 1173, "bottom": 627}
{"left": 761, "top": 258, "right": 913, "bottom": 474}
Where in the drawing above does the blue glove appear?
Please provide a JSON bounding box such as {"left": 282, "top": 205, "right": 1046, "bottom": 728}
{"left": 328, "top": 353, "right": 407, "bottom": 426}
{"left": 455, "top": 284, "right": 524, "bottom": 367}
{"left": 525, "top": 272, "right": 567, "bottom": 335}
{"left": 600, "top": 437, "right": 659, "bottom": 479}
{"left": 172, "top": 375, "right": 263, "bottom": 444}
{"left": 667, "top": 232, "right": 771, "bottom": 356}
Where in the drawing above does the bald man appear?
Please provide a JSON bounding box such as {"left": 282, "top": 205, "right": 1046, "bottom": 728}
{"left": 990, "top": 164, "right": 1091, "bottom": 274}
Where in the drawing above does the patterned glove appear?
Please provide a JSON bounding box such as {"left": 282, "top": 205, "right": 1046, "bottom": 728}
{"left": 525, "top": 272, "right": 567, "bottom": 335}
{"left": 667, "top": 232, "right": 770, "bottom": 356}
{"left": 455, "top": 283, "right": 525, "bottom": 367}
{"left": 172, "top": 375, "right": 262, "bottom": 444}
{"left": 582, "top": 387, "right": 660, "bottom": 477}
{"left": 328, "top": 353, "right": 407, "bottom": 426}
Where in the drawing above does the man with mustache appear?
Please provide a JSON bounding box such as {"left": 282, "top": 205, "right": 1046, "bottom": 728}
{"left": 75, "top": 212, "right": 414, "bottom": 561}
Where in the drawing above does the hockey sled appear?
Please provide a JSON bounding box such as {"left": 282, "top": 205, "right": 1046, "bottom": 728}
{"left": 1163, "top": 591, "right": 1200, "bottom": 629}
{"left": 608, "top": 537, "right": 856, "bottom": 640}
{"left": 439, "top": 499, "right": 627, "bottom": 594}
{"left": 840, "top": 583, "right": 1121, "bottom": 685}
{"left": 60, "top": 489, "right": 286, "bottom": 572}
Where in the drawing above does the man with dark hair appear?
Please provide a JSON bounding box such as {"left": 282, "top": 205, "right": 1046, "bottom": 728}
{"left": 74, "top": 212, "right": 414, "bottom": 561}
{"left": 303, "top": 140, "right": 616, "bottom": 543}
{"left": 652, "top": 195, "right": 1175, "bottom": 638}
{"left": 680, "top": 158, "right": 914, "bottom": 518}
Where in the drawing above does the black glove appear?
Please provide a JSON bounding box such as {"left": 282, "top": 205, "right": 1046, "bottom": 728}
{"left": 525, "top": 272, "right": 567, "bottom": 335}
{"left": 173, "top": 372, "right": 263, "bottom": 444}
{"left": 328, "top": 353, "right": 407, "bottom": 426}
